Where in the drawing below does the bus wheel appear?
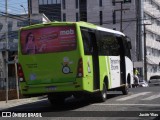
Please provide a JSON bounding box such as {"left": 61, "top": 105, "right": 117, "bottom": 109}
{"left": 48, "top": 94, "right": 65, "bottom": 106}
{"left": 97, "top": 83, "right": 107, "bottom": 102}
{"left": 121, "top": 84, "right": 129, "bottom": 95}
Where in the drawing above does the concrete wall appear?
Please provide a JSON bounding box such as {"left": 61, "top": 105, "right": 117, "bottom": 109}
{"left": 31, "top": 0, "right": 39, "bottom": 14}
{"left": 62, "top": 0, "right": 79, "bottom": 21}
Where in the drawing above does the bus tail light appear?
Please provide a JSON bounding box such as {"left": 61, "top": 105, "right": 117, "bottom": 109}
{"left": 18, "top": 64, "right": 25, "bottom": 82}
{"left": 77, "top": 58, "right": 83, "bottom": 77}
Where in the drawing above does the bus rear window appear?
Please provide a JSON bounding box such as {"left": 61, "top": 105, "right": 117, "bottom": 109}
{"left": 20, "top": 26, "right": 76, "bottom": 54}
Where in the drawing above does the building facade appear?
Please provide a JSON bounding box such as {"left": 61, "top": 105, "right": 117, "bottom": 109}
{"left": 143, "top": 0, "right": 160, "bottom": 79}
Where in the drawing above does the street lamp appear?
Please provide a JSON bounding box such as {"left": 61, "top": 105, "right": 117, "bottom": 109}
{"left": 20, "top": 5, "right": 27, "bottom": 14}
{"left": 20, "top": 4, "right": 31, "bottom": 25}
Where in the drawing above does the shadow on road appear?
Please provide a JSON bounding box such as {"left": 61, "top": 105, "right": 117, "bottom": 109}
{"left": 0, "top": 93, "right": 122, "bottom": 113}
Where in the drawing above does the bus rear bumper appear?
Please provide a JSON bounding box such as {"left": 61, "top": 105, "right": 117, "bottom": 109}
{"left": 20, "top": 82, "right": 83, "bottom": 97}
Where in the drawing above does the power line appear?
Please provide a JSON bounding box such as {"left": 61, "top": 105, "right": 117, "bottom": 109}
{"left": 1, "top": 2, "right": 160, "bottom": 25}
{"left": 0, "top": 12, "right": 27, "bottom": 21}
{"left": 1, "top": 2, "right": 159, "bottom": 17}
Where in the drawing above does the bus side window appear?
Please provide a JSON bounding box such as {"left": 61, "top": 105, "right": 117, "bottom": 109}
{"left": 81, "top": 30, "right": 93, "bottom": 55}
{"left": 97, "top": 31, "right": 120, "bottom": 56}
{"left": 97, "top": 31, "right": 110, "bottom": 55}
{"left": 123, "top": 37, "right": 131, "bottom": 59}
{"left": 110, "top": 37, "right": 120, "bottom": 56}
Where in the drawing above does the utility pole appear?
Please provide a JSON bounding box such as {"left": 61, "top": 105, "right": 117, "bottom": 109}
{"left": 14, "top": 55, "right": 19, "bottom": 99}
{"left": 5, "top": 0, "right": 9, "bottom": 103}
{"left": 113, "top": 0, "right": 129, "bottom": 32}
{"left": 28, "top": 0, "right": 31, "bottom": 25}
{"left": 143, "top": 23, "right": 151, "bottom": 81}
{"left": 120, "top": 2, "right": 123, "bottom": 32}
{"left": 144, "top": 24, "right": 147, "bottom": 81}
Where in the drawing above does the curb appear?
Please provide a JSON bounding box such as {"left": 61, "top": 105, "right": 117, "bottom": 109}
{"left": 0, "top": 96, "right": 47, "bottom": 110}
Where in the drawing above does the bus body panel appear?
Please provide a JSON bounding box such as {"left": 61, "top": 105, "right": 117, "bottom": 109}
{"left": 18, "top": 21, "right": 133, "bottom": 97}
{"left": 19, "top": 25, "right": 80, "bottom": 85}
{"left": 109, "top": 56, "right": 121, "bottom": 88}
{"left": 81, "top": 56, "right": 94, "bottom": 91}
{"left": 98, "top": 56, "right": 108, "bottom": 90}
{"left": 20, "top": 52, "right": 80, "bottom": 85}
{"left": 125, "top": 56, "right": 134, "bottom": 84}
{"left": 19, "top": 22, "right": 98, "bottom": 95}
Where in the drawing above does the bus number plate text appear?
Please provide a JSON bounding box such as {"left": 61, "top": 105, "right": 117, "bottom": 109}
{"left": 46, "top": 86, "right": 56, "bottom": 91}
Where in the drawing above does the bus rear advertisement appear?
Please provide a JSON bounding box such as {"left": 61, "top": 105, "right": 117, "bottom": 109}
{"left": 18, "top": 22, "right": 133, "bottom": 104}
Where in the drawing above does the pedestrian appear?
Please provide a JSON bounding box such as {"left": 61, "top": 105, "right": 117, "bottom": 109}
{"left": 133, "top": 68, "right": 139, "bottom": 87}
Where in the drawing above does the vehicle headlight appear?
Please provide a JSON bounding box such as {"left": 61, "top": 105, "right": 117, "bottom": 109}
{"left": 142, "top": 84, "right": 145, "bottom": 87}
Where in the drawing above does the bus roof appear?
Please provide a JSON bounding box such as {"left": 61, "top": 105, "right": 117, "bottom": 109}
{"left": 76, "top": 22, "right": 125, "bottom": 36}
{"left": 20, "top": 21, "right": 125, "bottom": 36}
{"left": 97, "top": 26, "right": 125, "bottom": 36}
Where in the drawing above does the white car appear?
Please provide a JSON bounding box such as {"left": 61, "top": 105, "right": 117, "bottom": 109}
{"left": 138, "top": 80, "right": 149, "bottom": 87}
{"left": 149, "top": 80, "right": 160, "bottom": 86}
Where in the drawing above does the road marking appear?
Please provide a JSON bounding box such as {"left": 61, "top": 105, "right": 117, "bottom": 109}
{"left": 116, "top": 92, "right": 151, "bottom": 101}
{"left": 92, "top": 103, "right": 160, "bottom": 107}
{"left": 142, "top": 94, "right": 160, "bottom": 100}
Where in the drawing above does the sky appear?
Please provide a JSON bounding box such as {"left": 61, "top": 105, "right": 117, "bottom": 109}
{"left": 0, "top": 0, "right": 28, "bottom": 15}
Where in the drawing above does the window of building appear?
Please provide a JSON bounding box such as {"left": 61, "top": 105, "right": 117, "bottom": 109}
{"left": 76, "top": 12, "right": 79, "bottom": 21}
{"left": 0, "top": 23, "right": 3, "bottom": 31}
{"left": 113, "top": 11, "right": 116, "bottom": 24}
{"left": 57, "top": 0, "right": 61, "bottom": 4}
{"left": 79, "top": 0, "right": 87, "bottom": 21}
{"left": 39, "top": 0, "right": 61, "bottom": 5}
{"left": 99, "top": 11, "right": 103, "bottom": 25}
{"left": 62, "top": 0, "right": 66, "bottom": 9}
{"left": 112, "top": 0, "right": 115, "bottom": 6}
{"left": 39, "top": 0, "right": 43, "bottom": 5}
{"left": 48, "top": 0, "right": 52, "bottom": 4}
{"left": 8, "top": 21, "right": 13, "bottom": 32}
{"left": 76, "top": 0, "right": 78, "bottom": 9}
{"left": 99, "top": 0, "right": 102, "bottom": 7}
{"left": 43, "top": 0, "right": 48, "bottom": 4}
{"left": 153, "top": 66, "right": 157, "bottom": 73}
{"left": 63, "top": 13, "right": 66, "bottom": 21}
{"left": 53, "top": 0, "right": 56, "bottom": 4}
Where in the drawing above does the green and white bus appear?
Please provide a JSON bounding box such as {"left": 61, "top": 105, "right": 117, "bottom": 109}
{"left": 18, "top": 21, "right": 133, "bottom": 104}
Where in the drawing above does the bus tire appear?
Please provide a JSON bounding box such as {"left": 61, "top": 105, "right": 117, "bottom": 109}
{"left": 97, "top": 82, "right": 107, "bottom": 102}
{"left": 48, "top": 94, "right": 65, "bottom": 106}
{"left": 127, "top": 74, "right": 131, "bottom": 88}
{"left": 121, "top": 84, "right": 129, "bottom": 95}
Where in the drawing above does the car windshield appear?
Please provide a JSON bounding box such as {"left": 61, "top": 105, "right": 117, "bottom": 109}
{"left": 150, "top": 75, "right": 160, "bottom": 80}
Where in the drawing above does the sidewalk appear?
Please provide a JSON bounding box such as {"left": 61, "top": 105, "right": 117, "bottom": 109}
{"left": 0, "top": 96, "right": 47, "bottom": 110}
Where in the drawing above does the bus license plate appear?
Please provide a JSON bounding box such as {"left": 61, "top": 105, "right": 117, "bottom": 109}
{"left": 46, "top": 86, "right": 56, "bottom": 91}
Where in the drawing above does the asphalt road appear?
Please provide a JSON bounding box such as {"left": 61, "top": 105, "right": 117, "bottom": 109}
{"left": 0, "top": 86, "right": 160, "bottom": 120}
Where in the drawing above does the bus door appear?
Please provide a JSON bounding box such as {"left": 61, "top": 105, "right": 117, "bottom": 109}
{"left": 81, "top": 28, "right": 100, "bottom": 90}
{"left": 117, "top": 36, "right": 126, "bottom": 85}
{"left": 89, "top": 31, "right": 100, "bottom": 90}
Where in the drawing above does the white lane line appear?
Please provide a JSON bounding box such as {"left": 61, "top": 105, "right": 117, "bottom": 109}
{"left": 142, "top": 94, "right": 160, "bottom": 100}
{"left": 92, "top": 103, "right": 160, "bottom": 107}
{"left": 116, "top": 92, "right": 151, "bottom": 101}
